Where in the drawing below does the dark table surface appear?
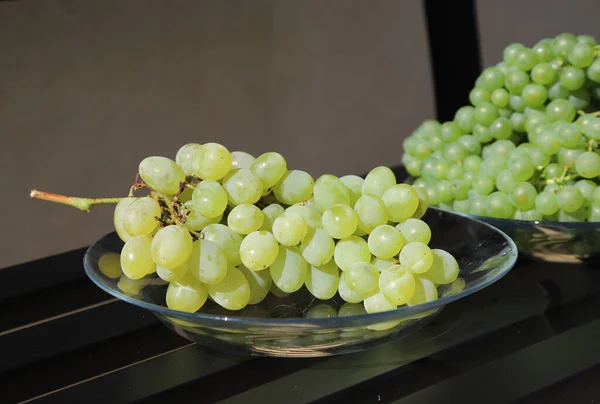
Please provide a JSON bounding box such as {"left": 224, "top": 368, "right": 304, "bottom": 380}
{"left": 2, "top": 226, "right": 600, "bottom": 403}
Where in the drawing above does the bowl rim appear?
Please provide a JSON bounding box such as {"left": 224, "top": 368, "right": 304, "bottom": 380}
{"left": 83, "top": 208, "right": 518, "bottom": 330}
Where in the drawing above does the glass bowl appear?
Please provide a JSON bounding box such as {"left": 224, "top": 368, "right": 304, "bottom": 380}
{"left": 83, "top": 208, "right": 517, "bottom": 358}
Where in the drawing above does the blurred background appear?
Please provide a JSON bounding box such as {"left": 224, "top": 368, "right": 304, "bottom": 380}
{"left": 1, "top": 0, "right": 599, "bottom": 268}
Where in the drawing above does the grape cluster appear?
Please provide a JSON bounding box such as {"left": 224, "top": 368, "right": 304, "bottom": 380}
{"left": 105, "top": 142, "right": 459, "bottom": 317}
{"left": 402, "top": 33, "right": 600, "bottom": 222}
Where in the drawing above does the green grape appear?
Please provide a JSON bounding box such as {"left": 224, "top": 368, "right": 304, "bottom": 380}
{"left": 474, "top": 102, "right": 498, "bottom": 126}
{"left": 548, "top": 82, "right": 570, "bottom": 100}
{"left": 575, "top": 180, "right": 597, "bottom": 206}
{"left": 479, "top": 66, "right": 505, "bottom": 90}
{"left": 227, "top": 204, "right": 264, "bottom": 235}
{"left": 486, "top": 192, "right": 515, "bottom": 218}
{"left": 305, "top": 260, "right": 340, "bottom": 300}
{"left": 121, "top": 235, "right": 155, "bottom": 279}
{"left": 426, "top": 186, "right": 440, "bottom": 206}
{"left": 322, "top": 204, "right": 358, "bottom": 239}
{"left": 495, "top": 170, "right": 517, "bottom": 193}
{"left": 558, "top": 148, "right": 583, "bottom": 168}
{"left": 533, "top": 39, "right": 554, "bottom": 63}
{"left": 378, "top": 264, "right": 415, "bottom": 305}
{"left": 583, "top": 117, "right": 600, "bottom": 140}
{"left": 556, "top": 185, "right": 584, "bottom": 213}
{"left": 367, "top": 225, "right": 405, "bottom": 259}
{"left": 451, "top": 180, "right": 470, "bottom": 200}
{"left": 425, "top": 249, "right": 459, "bottom": 285}
{"left": 240, "top": 231, "right": 279, "bottom": 271}
{"left": 553, "top": 33, "right": 577, "bottom": 58}
{"left": 98, "top": 252, "right": 123, "bottom": 279}
{"left": 166, "top": 274, "right": 208, "bottom": 313}
{"left": 509, "top": 95, "right": 526, "bottom": 112}
{"left": 524, "top": 110, "right": 548, "bottom": 132}
{"left": 514, "top": 47, "right": 536, "bottom": 71}
{"left": 578, "top": 34, "right": 597, "bottom": 46}
{"left": 441, "top": 121, "right": 462, "bottom": 142}
{"left": 558, "top": 206, "right": 588, "bottom": 222}
{"left": 531, "top": 62, "right": 556, "bottom": 84}
{"left": 510, "top": 182, "right": 537, "bottom": 210}
{"left": 594, "top": 187, "right": 600, "bottom": 206}
{"left": 412, "top": 186, "right": 429, "bottom": 220}
{"left": 446, "top": 164, "right": 465, "bottom": 180}
{"left": 436, "top": 180, "right": 454, "bottom": 204}
{"left": 399, "top": 242, "right": 433, "bottom": 274}
{"left": 469, "top": 196, "right": 487, "bottom": 216}
{"left": 261, "top": 203, "right": 285, "bottom": 231}
{"left": 286, "top": 204, "right": 322, "bottom": 229}
{"left": 402, "top": 154, "right": 422, "bottom": 177}
{"left": 362, "top": 166, "right": 396, "bottom": 198}
{"left": 420, "top": 119, "right": 442, "bottom": 137}
{"left": 463, "top": 155, "right": 482, "bottom": 173}
{"left": 480, "top": 156, "right": 507, "bottom": 180}
{"left": 589, "top": 203, "right": 600, "bottom": 221}
{"left": 187, "top": 238, "right": 228, "bottom": 284}
{"left": 192, "top": 143, "right": 232, "bottom": 181}
{"left": 458, "top": 135, "right": 482, "bottom": 156}
{"left": 489, "top": 117, "right": 514, "bottom": 139}
{"left": 491, "top": 88, "right": 510, "bottom": 108}
{"left": 587, "top": 59, "right": 600, "bottom": 83}
{"left": 431, "top": 159, "right": 451, "bottom": 180}
{"left": 206, "top": 265, "right": 250, "bottom": 311}
{"left": 338, "top": 272, "right": 370, "bottom": 304}
{"left": 114, "top": 197, "right": 136, "bottom": 242}
{"left": 512, "top": 209, "right": 543, "bottom": 221}
{"left": 568, "top": 89, "right": 590, "bottom": 111}
{"left": 403, "top": 137, "right": 418, "bottom": 155}
{"left": 157, "top": 262, "right": 188, "bottom": 283}
{"left": 269, "top": 282, "right": 290, "bottom": 297}
{"left": 300, "top": 227, "right": 335, "bottom": 267}
{"left": 202, "top": 224, "right": 243, "bottom": 266}
{"left": 455, "top": 106, "right": 476, "bottom": 133}
{"left": 175, "top": 143, "right": 202, "bottom": 176}
{"left": 504, "top": 43, "right": 525, "bottom": 64}
{"left": 381, "top": 184, "right": 418, "bottom": 222}
{"left": 560, "top": 66, "right": 586, "bottom": 91}
{"left": 493, "top": 139, "right": 517, "bottom": 156}
{"left": 139, "top": 156, "right": 186, "bottom": 195}
{"left": 250, "top": 152, "right": 287, "bottom": 190}
{"left": 269, "top": 246, "right": 308, "bottom": 293}
{"left": 509, "top": 155, "right": 535, "bottom": 181}
{"left": 239, "top": 264, "right": 272, "bottom": 304}
{"left": 221, "top": 168, "right": 263, "bottom": 206}
{"left": 537, "top": 130, "right": 562, "bottom": 156}
{"left": 511, "top": 112, "right": 526, "bottom": 133}
{"left": 151, "top": 225, "right": 193, "bottom": 269}
{"left": 521, "top": 84, "right": 548, "bottom": 108}
{"left": 340, "top": 175, "right": 364, "bottom": 207}
{"left": 429, "top": 134, "right": 444, "bottom": 151}
{"left": 557, "top": 123, "right": 583, "bottom": 148}
{"left": 314, "top": 174, "right": 351, "bottom": 211}
{"left": 396, "top": 218, "right": 431, "bottom": 245}
{"left": 568, "top": 43, "right": 595, "bottom": 68}
{"left": 191, "top": 180, "right": 227, "bottom": 219}
{"left": 271, "top": 170, "right": 314, "bottom": 205}
{"left": 575, "top": 151, "right": 600, "bottom": 178}
{"left": 442, "top": 143, "right": 468, "bottom": 163}
{"left": 407, "top": 276, "right": 438, "bottom": 306}
{"left": 183, "top": 201, "right": 220, "bottom": 231}
{"left": 344, "top": 262, "right": 380, "bottom": 294}
{"left": 272, "top": 211, "right": 308, "bottom": 246}
{"left": 122, "top": 197, "right": 161, "bottom": 237}
{"left": 472, "top": 175, "right": 494, "bottom": 195}
{"left": 469, "top": 86, "right": 491, "bottom": 106}
{"left": 230, "top": 151, "right": 256, "bottom": 170}
{"left": 371, "top": 257, "right": 397, "bottom": 271}
{"left": 546, "top": 99, "right": 576, "bottom": 123}
{"left": 364, "top": 292, "right": 401, "bottom": 331}
{"left": 505, "top": 69, "right": 529, "bottom": 95}
{"left": 413, "top": 140, "right": 432, "bottom": 159}
{"left": 334, "top": 235, "right": 371, "bottom": 271}
{"left": 544, "top": 163, "right": 564, "bottom": 180}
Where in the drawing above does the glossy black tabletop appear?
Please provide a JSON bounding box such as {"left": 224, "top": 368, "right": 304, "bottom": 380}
{"left": 1, "top": 230, "right": 600, "bottom": 404}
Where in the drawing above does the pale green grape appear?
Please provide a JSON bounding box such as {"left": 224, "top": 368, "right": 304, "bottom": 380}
{"left": 558, "top": 206, "right": 588, "bottom": 222}
{"left": 371, "top": 257, "right": 397, "bottom": 271}
{"left": 175, "top": 143, "right": 202, "bottom": 176}
{"left": 187, "top": 239, "right": 228, "bottom": 284}
{"left": 122, "top": 197, "right": 161, "bottom": 237}
{"left": 379, "top": 264, "right": 416, "bottom": 305}
{"left": 338, "top": 302, "right": 367, "bottom": 317}
{"left": 486, "top": 192, "right": 515, "bottom": 218}
{"left": 589, "top": 203, "right": 600, "bottom": 221}
{"left": 184, "top": 201, "right": 222, "bottom": 231}
{"left": 227, "top": 204, "right": 264, "bottom": 235}
{"left": 367, "top": 225, "right": 405, "bottom": 259}
{"left": 464, "top": 155, "right": 483, "bottom": 173}
{"left": 114, "top": 197, "right": 137, "bottom": 242}
{"left": 558, "top": 148, "right": 584, "bottom": 169}
{"left": 269, "top": 246, "right": 308, "bottom": 293}
{"left": 443, "top": 142, "right": 470, "bottom": 162}
{"left": 535, "top": 191, "right": 560, "bottom": 216}
{"left": 575, "top": 151, "right": 600, "bottom": 179}
{"left": 546, "top": 99, "right": 576, "bottom": 122}
{"left": 272, "top": 211, "right": 308, "bottom": 246}
{"left": 305, "top": 260, "right": 340, "bottom": 300}
{"left": 363, "top": 292, "right": 400, "bottom": 331}
{"left": 261, "top": 203, "right": 285, "bottom": 231}
{"left": 251, "top": 152, "right": 287, "bottom": 190}
{"left": 399, "top": 242, "right": 433, "bottom": 274}
{"left": 556, "top": 185, "right": 584, "bottom": 213}
{"left": 491, "top": 88, "right": 510, "bottom": 108}
{"left": 469, "top": 86, "right": 491, "bottom": 106}
{"left": 441, "top": 121, "right": 462, "bottom": 142}
{"left": 480, "top": 156, "right": 507, "bottom": 180}
{"left": 510, "top": 182, "right": 537, "bottom": 210}
{"left": 286, "top": 204, "right": 322, "bottom": 228}
{"left": 273, "top": 170, "right": 314, "bottom": 205}
{"left": 192, "top": 143, "right": 232, "bottom": 181}
{"left": 362, "top": 166, "right": 396, "bottom": 198}
{"left": 504, "top": 42, "right": 524, "bottom": 64}
{"left": 231, "top": 151, "right": 256, "bottom": 170}
{"left": 334, "top": 235, "right": 372, "bottom": 271}
{"left": 201, "top": 223, "right": 243, "bottom": 266}
{"left": 594, "top": 187, "right": 600, "bottom": 206}
{"left": 575, "top": 180, "right": 597, "bottom": 206}
{"left": 269, "top": 282, "right": 290, "bottom": 297}
{"left": 300, "top": 227, "right": 335, "bottom": 267}
{"left": 338, "top": 273, "right": 368, "bottom": 303}
{"left": 473, "top": 175, "right": 495, "bottom": 195}
{"left": 239, "top": 264, "right": 272, "bottom": 304}
{"left": 206, "top": 265, "right": 250, "bottom": 311}
{"left": 151, "top": 225, "right": 193, "bottom": 269}
{"left": 139, "top": 156, "right": 186, "bottom": 195}
{"left": 322, "top": 204, "right": 358, "bottom": 239}
{"left": 560, "top": 66, "right": 586, "bottom": 90}
{"left": 340, "top": 175, "right": 364, "bottom": 207}
{"left": 305, "top": 304, "right": 338, "bottom": 319}
{"left": 166, "top": 274, "right": 208, "bottom": 313}
{"left": 156, "top": 262, "right": 188, "bottom": 283}
{"left": 354, "top": 195, "right": 388, "bottom": 233}
{"left": 531, "top": 62, "right": 556, "bottom": 85}
{"left": 98, "top": 252, "right": 122, "bottom": 279}
{"left": 313, "top": 174, "right": 351, "bottom": 211}
{"left": 425, "top": 249, "right": 459, "bottom": 284}
{"left": 412, "top": 186, "right": 430, "bottom": 220}
{"left": 192, "top": 180, "right": 228, "bottom": 218}
{"left": 407, "top": 276, "right": 438, "bottom": 306}
{"left": 446, "top": 164, "right": 465, "bottom": 181}
{"left": 121, "top": 235, "right": 155, "bottom": 279}
{"left": 240, "top": 231, "right": 279, "bottom": 271}
{"left": 344, "top": 262, "right": 379, "bottom": 294}
{"left": 396, "top": 218, "right": 431, "bottom": 245}
{"left": 455, "top": 106, "right": 476, "bottom": 132}
{"left": 381, "top": 184, "right": 419, "bottom": 222}
{"left": 222, "top": 168, "right": 263, "bottom": 205}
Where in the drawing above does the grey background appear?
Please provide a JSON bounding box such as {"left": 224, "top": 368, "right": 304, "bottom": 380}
{"left": 1, "top": 0, "right": 598, "bottom": 268}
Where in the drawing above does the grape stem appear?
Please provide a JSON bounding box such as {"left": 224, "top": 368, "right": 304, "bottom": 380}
{"left": 29, "top": 190, "right": 123, "bottom": 212}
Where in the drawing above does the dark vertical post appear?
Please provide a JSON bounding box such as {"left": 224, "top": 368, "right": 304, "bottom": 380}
{"left": 423, "top": 0, "right": 482, "bottom": 122}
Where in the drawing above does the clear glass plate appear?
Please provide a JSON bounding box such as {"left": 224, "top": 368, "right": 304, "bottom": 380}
{"left": 83, "top": 208, "right": 517, "bottom": 357}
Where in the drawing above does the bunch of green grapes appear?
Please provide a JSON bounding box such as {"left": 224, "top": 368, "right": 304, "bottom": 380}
{"left": 95, "top": 142, "right": 460, "bottom": 320}
{"left": 402, "top": 33, "right": 600, "bottom": 222}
